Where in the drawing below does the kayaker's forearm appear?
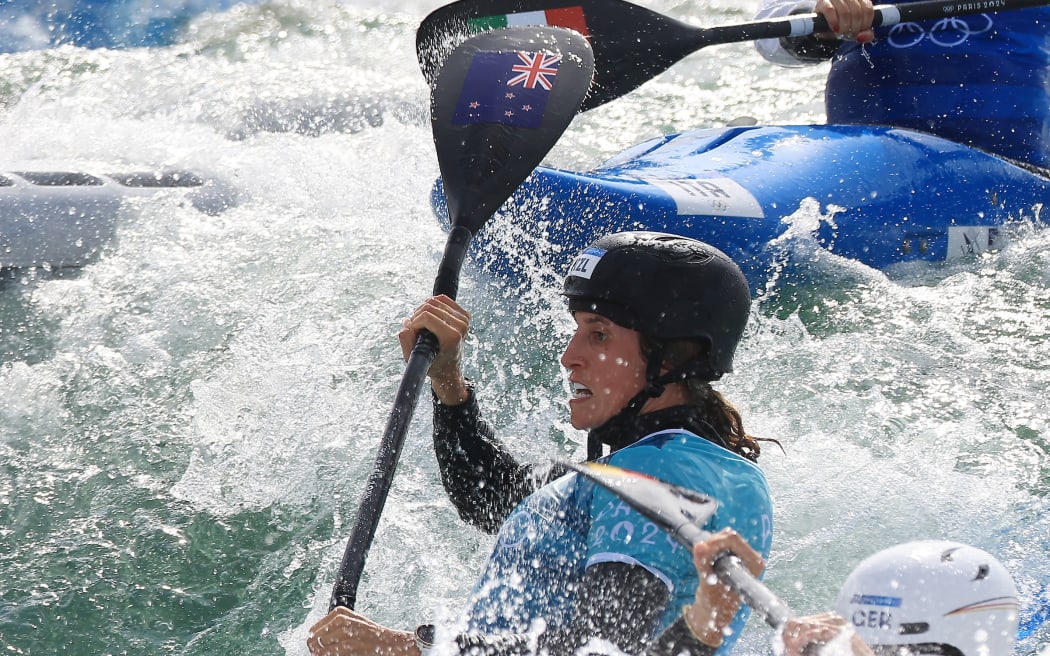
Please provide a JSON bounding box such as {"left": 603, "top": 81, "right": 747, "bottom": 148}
{"left": 532, "top": 562, "right": 672, "bottom": 656}
{"left": 432, "top": 388, "right": 537, "bottom": 533}
{"left": 430, "top": 374, "right": 471, "bottom": 406}
{"left": 429, "top": 625, "right": 717, "bottom": 656}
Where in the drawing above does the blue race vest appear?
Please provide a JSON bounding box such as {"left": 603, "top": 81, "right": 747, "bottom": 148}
{"left": 461, "top": 429, "right": 774, "bottom": 654}
{"left": 826, "top": 6, "right": 1050, "bottom": 168}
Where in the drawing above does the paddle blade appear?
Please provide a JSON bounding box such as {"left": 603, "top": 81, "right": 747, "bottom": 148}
{"left": 560, "top": 461, "right": 717, "bottom": 548}
{"left": 431, "top": 26, "right": 594, "bottom": 232}
{"left": 418, "top": 0, "right": 697, "bottom": 112}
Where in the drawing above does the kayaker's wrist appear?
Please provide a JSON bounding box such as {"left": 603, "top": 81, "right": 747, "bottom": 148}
{"left": 682, "top": 604, "right": 725, "bottom": 648}
{"left": 432, "top": 375, "right": 471, "bottom": 406}
{"left": 394, "top": 630, "right": 421, "bottom": 656}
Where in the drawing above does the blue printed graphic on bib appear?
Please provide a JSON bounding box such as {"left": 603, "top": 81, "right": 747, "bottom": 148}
{"left": 463, "top": 472, "right": 592, "bottom": 634}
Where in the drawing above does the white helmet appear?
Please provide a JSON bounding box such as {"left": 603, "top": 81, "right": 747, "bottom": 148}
{"left": 835, "top": 541, "right": 1019, "bottom": 656}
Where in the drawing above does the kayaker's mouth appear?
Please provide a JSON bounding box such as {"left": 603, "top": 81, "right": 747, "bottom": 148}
{"left": 570, "top": 382, "right": 592, "bottom": 400}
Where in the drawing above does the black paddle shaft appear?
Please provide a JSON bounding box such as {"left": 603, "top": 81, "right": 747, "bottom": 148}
{"left": 328, "top": 226, "right": 471, "bottom": 611}
{"left": 418, "top": 0, "right": 1050, "bottom": 111}
{"left": 330, "top": 26, "right": 593, "bottom": 611}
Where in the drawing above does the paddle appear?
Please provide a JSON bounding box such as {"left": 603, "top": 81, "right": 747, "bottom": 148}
{"left": 327, "top": 26, "right": 594, "bottom": 611}
{"left": 561, "top": 461, "right": 795, "bottom": 629}
{"left": 417, "top": 0, "right": 1050, "bottom": 112}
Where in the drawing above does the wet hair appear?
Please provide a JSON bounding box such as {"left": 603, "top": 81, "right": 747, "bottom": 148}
{"left": 641, "top": 334, "right": 767, "bottom": 462}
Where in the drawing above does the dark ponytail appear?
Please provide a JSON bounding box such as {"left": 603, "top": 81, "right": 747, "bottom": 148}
{"left": 642, "top": 335, "right": 765, "bottom": 462}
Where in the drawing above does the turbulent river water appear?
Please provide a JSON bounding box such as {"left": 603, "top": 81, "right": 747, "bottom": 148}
{"left": 1, "top": 1, "right": 1048, "bottom": 654}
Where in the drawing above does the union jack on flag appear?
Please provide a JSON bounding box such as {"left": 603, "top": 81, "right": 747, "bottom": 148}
{"left": 507, "top": 52, "right": 562, "bottom": 90}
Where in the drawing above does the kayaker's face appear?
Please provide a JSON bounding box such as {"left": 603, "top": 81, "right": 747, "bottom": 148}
{"left": 560, "top": 312, "right": 648, "bottom": 430}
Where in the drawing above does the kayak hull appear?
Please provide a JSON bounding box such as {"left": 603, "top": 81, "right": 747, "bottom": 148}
{"left": 431, "top": 124, "right": 1050, "bottom": 289}
{"left": 1, "top": 167, "right": 238, "bottom": 269}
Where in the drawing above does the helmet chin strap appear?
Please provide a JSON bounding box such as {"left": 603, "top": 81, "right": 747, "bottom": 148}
{"left": 622, "top": 346, "right": 670, "bottom": 416}
{"left": 585, "top": 344, "right": 718, "bottom": 460}
{"left": 586, "top": 345, "right": 665, "bottom": 460}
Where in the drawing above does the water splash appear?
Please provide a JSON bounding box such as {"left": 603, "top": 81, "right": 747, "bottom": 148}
{"left": 0, "top": 1, "right": 1046, "bottom": 655}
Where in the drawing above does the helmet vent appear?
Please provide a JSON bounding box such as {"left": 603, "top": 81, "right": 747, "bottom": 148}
{"left": 940, "top": 547, "right": 961, "bottom": 562}
{"left": 898, "top": 622, "right": 930, "bottom": 636}
{"left": 973, "top": 564, "right": 990, "bottom": 581}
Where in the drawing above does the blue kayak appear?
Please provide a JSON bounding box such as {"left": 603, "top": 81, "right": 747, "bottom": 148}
{"left": 0, "top": 0, "right": 251, "bottom": 52}
{"left": 430, "top": 123, "right": 1050, "bottom": 290}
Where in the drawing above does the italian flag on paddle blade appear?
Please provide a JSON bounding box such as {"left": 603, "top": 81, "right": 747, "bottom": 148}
{"left": 468, "top": 7, "right": 589, "bottom": 36}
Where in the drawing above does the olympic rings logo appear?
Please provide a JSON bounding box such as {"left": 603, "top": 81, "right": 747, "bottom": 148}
{"left": 886, "top": 13, "right": 993, "bottom": 48}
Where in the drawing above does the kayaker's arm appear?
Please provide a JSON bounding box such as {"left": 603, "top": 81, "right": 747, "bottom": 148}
{"left": 555, "top": 561, "right": 720, "bottom": 656}
{"left": 539, "top": 561, "right": 682, "bottom": 655}
{"left": 418, "top": 562, "right": 719, "bottom": 656}
{"left": 309, "top": 565, "right": 717, "bottom": 656}
{"left": 432, "top": 387, "right": 544, "bottom": 533}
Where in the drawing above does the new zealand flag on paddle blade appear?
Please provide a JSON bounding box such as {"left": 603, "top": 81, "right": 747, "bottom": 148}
{"left": 453, "top": 50, "right": 561, "bottom": 129}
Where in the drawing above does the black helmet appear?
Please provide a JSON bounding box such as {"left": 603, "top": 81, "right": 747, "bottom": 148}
{"left": 563, "top": 231, "right": 750, "bottom": 379}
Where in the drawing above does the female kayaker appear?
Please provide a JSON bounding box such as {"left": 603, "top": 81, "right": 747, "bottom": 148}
{"left": 308, "top": 231, "right": 773, "bottom": 655}
{"left": 676, "top": 529, "right": 1019, "bottom": 656}
{"left": 755, "top": 0, "right": 1050, "bottom": 169}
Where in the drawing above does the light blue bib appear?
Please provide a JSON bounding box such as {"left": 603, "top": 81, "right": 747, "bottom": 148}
{"left": 462, "top": 430, "right": 774, "bottom": 654}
